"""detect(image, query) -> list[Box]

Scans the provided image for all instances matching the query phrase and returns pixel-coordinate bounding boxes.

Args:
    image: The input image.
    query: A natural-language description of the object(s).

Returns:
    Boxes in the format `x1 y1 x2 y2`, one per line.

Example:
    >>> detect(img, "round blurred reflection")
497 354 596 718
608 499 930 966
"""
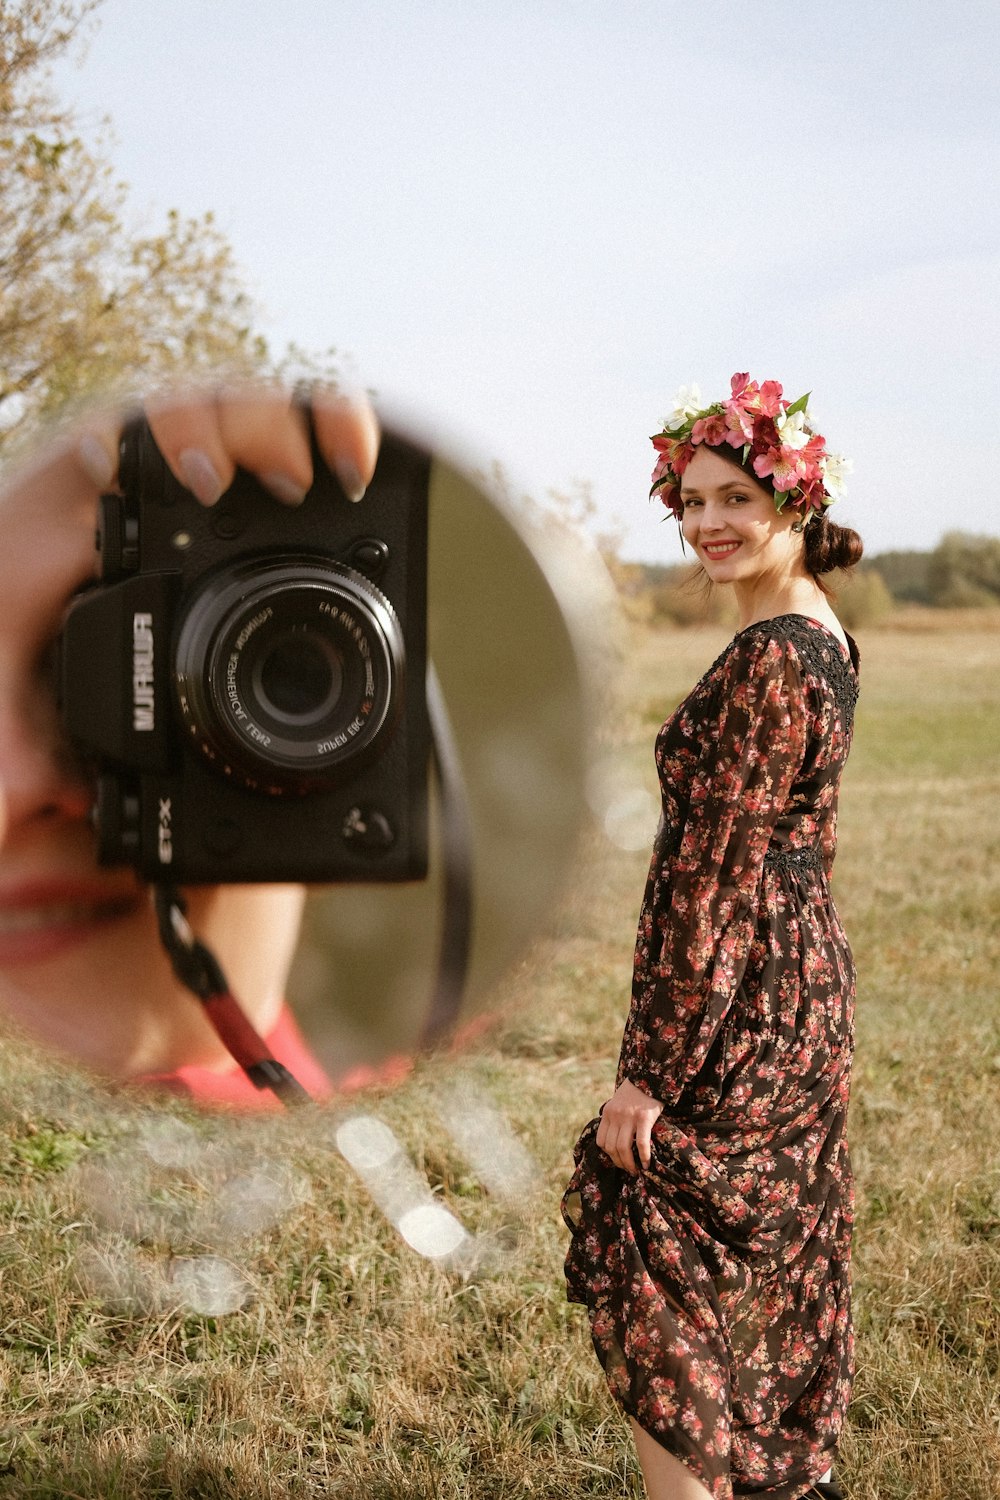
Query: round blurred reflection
289 430 608 1081
0 402 609 1105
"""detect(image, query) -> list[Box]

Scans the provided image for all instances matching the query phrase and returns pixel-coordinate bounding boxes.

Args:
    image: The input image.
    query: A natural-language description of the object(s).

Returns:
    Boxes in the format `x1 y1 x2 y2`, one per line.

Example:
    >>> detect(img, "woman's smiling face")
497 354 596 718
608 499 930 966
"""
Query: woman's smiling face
679 445 801 585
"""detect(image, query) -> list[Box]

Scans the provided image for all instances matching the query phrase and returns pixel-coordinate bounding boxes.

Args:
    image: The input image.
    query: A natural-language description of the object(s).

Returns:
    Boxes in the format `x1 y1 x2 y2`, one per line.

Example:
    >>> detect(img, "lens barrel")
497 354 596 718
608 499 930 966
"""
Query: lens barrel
174 559 405 793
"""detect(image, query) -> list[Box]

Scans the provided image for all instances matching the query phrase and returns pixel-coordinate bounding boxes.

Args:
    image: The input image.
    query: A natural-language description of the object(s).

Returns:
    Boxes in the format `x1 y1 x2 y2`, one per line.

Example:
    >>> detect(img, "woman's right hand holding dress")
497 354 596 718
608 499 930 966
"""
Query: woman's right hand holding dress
596 1077 664 1174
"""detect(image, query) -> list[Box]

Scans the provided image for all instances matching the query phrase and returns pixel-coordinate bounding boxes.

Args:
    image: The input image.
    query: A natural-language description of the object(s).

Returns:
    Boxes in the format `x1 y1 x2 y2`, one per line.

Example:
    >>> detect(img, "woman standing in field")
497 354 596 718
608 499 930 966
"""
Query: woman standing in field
563 374 862 1500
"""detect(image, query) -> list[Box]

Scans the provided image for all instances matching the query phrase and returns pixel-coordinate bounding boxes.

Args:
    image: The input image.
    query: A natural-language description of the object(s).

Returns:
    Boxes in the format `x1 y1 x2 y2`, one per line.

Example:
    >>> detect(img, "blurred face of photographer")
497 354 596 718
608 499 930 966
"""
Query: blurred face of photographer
0 390 379 1080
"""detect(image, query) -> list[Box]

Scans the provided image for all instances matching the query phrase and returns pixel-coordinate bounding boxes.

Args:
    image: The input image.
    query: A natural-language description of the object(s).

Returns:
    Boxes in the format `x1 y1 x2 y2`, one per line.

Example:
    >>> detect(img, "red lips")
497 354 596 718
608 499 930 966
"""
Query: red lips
0 878 143 965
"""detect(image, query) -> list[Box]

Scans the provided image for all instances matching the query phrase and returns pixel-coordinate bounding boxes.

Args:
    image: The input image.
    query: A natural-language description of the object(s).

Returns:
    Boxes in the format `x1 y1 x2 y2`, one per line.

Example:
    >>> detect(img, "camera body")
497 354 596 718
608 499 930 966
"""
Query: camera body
60 417 431 883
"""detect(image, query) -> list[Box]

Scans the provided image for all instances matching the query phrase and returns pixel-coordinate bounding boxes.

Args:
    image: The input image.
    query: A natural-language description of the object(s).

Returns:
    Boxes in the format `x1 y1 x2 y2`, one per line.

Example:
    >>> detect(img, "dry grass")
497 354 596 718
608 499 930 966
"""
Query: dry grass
0 615 998 1498
868 604 1000 634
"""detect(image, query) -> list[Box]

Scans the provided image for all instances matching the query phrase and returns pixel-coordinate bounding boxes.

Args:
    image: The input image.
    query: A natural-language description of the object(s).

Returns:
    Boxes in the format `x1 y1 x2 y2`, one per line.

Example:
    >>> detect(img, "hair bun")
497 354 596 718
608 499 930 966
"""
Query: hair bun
805 516 863 575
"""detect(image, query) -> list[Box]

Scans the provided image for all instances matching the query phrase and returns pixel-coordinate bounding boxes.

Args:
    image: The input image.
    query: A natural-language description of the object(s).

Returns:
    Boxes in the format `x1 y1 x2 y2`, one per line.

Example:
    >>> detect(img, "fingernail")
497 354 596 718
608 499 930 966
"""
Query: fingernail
262 471 308 507
78 435 115 491
334 457 366 504
178 448 224 506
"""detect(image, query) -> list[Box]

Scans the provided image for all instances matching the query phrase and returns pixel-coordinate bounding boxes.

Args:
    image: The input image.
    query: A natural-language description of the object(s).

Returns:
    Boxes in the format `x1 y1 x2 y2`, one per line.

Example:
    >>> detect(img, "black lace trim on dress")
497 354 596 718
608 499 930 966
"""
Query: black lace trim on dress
763 843 823 873
712 615 860 727
760 615 859 725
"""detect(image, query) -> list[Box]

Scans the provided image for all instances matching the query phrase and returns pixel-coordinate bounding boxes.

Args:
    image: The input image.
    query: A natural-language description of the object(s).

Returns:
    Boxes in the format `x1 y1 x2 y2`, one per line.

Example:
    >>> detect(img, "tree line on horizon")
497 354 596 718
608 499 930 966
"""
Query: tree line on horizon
857 534 1000 609
618 532 1000 628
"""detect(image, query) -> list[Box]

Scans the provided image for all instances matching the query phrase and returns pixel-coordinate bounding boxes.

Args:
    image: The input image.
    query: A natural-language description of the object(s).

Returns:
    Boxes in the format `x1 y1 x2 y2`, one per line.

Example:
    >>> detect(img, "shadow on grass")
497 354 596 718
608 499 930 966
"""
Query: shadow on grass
0 1446 289 1500
0 1440 637 1500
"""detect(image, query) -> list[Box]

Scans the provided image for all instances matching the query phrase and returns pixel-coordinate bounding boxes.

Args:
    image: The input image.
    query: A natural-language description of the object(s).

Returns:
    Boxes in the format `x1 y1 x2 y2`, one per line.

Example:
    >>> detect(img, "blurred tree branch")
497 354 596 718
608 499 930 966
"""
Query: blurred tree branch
0 0 282 454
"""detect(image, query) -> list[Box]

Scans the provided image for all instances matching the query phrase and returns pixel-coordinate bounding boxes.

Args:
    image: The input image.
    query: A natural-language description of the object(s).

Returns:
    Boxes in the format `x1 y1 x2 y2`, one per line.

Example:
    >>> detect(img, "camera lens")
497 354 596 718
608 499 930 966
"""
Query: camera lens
174 558 405 793
252 630 344 726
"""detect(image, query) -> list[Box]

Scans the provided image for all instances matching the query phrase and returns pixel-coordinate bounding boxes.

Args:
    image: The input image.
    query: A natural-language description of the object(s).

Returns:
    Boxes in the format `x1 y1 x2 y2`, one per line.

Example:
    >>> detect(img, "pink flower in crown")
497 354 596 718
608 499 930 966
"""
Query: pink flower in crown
755 380 785 418
722 399 756 448
800 432 827 469
669 439 694 476
726 371 785 446
651 435 674 489
753 444 807 493
798 474 827 512
651 433 694 518
691 412 729 447
795 435 830 509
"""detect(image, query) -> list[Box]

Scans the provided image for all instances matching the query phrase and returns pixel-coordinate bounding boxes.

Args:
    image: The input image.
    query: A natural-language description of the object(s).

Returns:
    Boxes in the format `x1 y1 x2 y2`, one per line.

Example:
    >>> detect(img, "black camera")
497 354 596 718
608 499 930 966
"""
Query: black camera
60 416 431 883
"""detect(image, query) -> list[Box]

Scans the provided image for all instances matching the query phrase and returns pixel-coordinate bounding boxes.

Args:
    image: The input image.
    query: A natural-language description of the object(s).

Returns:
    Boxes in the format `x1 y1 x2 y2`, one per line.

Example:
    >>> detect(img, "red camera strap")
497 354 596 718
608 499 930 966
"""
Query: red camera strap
153 886 311 1105
151 665 474 1108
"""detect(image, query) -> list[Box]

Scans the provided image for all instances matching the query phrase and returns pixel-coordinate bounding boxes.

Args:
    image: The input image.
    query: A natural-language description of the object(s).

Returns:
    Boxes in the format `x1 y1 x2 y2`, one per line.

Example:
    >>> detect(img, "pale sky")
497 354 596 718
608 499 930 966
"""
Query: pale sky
52 0 1000 562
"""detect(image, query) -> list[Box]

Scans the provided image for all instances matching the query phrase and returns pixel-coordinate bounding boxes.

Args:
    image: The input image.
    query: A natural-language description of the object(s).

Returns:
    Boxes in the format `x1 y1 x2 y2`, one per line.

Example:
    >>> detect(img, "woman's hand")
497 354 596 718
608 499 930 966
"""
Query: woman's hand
74 385 381 508
596 1078 664 1174
0 383 383 647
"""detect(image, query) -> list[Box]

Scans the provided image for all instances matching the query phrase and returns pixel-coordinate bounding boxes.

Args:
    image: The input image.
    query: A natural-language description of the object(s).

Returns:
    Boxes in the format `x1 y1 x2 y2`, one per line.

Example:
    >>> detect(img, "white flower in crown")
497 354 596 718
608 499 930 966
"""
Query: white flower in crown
774 407 810 451
664 383 705 433
819 451 852 501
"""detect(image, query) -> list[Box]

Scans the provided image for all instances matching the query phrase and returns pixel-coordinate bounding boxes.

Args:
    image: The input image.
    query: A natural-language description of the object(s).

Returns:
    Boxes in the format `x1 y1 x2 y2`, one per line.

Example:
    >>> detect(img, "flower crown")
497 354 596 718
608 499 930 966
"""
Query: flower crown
650 372 850 522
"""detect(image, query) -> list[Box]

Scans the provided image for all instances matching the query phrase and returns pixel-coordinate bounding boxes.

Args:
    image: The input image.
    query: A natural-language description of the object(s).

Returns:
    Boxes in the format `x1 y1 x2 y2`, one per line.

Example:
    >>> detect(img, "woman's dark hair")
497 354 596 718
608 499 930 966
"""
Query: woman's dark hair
802 511 864 575
711 444 863 588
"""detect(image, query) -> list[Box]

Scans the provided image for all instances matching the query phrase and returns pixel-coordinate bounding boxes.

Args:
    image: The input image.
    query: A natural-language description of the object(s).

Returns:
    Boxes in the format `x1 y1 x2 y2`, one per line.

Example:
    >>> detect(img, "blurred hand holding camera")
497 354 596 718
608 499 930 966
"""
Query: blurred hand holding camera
0 385 383 1085
74 386 381 509
0 381 596 1103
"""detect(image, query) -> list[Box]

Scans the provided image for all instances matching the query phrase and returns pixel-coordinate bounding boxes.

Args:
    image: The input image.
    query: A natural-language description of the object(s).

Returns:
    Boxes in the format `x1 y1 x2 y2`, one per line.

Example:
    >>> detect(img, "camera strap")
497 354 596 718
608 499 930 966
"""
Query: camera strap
153 885 313 1105
152 663 475 1108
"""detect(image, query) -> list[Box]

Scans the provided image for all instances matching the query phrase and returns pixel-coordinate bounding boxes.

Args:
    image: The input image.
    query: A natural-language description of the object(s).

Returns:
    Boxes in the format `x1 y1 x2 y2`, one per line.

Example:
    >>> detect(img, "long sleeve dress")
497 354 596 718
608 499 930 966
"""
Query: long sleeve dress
562 615 860 1500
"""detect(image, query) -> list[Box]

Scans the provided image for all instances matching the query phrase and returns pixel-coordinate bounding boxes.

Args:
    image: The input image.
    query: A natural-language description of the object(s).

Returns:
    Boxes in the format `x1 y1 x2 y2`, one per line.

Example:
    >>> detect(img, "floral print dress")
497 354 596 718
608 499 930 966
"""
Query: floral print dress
563 615 860 1500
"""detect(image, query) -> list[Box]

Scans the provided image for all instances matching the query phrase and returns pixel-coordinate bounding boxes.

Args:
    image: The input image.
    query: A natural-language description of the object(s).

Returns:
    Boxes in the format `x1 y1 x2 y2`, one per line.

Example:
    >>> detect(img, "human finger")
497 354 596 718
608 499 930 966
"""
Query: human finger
595 1113 619 1167
147 387 318 507
311 389 380 504
145 391 234 506
615 1126 639 1175
214 387 315 505
74 410 124 494
601 1118 638 1176
635 1115 654 1171
597 1103 629 1169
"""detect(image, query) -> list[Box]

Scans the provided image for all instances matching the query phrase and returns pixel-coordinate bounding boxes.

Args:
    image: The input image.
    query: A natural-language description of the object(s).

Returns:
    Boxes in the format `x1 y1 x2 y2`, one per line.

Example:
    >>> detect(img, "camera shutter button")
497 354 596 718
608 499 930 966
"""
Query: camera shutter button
345 539 389 580
341 805 395 852
210 508 245 541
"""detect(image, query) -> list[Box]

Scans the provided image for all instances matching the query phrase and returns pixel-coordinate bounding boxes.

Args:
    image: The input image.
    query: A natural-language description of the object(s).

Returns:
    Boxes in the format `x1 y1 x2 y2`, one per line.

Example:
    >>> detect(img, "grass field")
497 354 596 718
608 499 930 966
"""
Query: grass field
1 616 998 1499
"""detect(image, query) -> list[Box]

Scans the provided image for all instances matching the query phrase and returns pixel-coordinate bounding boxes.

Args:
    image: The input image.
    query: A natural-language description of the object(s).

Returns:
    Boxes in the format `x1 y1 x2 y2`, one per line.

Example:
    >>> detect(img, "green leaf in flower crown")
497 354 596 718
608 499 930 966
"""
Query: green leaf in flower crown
785 391 811 418
742 444 751 464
